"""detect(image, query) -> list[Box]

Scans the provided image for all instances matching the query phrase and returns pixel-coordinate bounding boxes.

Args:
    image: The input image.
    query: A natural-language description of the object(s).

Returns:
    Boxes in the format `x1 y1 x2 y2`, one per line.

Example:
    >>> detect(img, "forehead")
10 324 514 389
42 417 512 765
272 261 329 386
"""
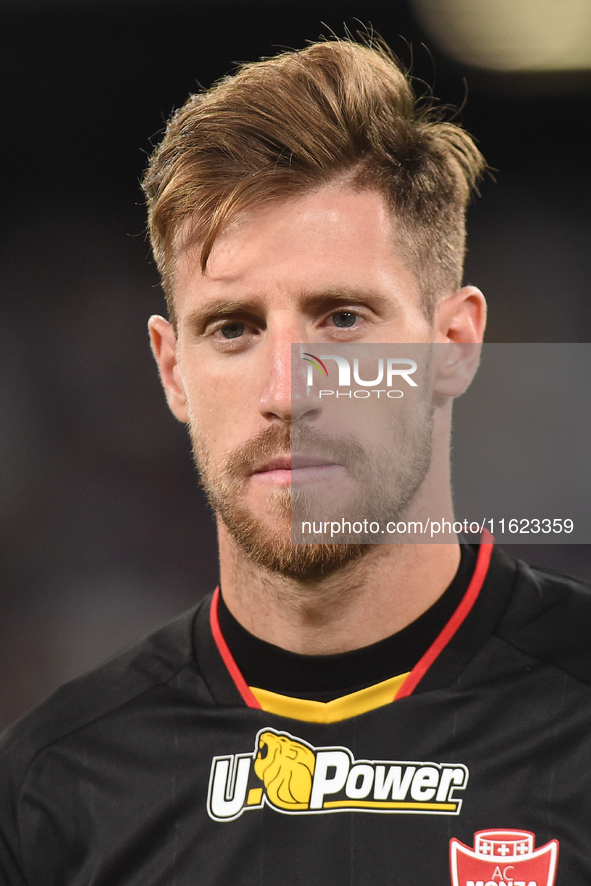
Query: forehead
172 185 419 315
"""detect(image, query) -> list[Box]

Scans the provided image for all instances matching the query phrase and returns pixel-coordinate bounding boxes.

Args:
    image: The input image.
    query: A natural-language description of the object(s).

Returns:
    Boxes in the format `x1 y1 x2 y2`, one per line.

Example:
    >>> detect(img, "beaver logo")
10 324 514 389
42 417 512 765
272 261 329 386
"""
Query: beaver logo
207 727 469 822
254 731 316 810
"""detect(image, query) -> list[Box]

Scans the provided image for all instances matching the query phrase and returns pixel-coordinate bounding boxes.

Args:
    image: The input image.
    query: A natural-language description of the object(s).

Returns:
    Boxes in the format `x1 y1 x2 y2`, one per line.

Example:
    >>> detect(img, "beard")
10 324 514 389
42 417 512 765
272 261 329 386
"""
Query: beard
190 398 434 580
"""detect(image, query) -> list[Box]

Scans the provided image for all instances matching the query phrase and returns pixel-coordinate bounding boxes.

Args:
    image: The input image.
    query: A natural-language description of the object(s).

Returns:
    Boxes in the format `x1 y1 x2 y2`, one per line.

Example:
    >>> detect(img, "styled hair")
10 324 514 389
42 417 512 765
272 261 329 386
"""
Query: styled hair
142 38 486 322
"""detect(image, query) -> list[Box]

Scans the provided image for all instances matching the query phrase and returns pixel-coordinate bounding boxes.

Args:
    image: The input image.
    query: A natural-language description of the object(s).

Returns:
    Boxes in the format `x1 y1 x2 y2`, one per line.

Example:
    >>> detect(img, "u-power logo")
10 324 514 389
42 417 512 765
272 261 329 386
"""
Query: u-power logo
302 352 418 399
208 728 468 822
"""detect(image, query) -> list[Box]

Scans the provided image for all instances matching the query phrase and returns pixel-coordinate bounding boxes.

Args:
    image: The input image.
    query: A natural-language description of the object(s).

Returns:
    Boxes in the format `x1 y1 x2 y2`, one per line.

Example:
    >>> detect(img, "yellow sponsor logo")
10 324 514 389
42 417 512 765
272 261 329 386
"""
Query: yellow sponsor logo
207 728 468 822
253 729 316 810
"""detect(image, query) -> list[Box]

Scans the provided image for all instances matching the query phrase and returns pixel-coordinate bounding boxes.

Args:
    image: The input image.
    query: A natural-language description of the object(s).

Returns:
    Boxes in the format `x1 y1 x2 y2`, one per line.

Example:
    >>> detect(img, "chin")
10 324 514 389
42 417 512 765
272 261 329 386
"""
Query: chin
219 497 370 579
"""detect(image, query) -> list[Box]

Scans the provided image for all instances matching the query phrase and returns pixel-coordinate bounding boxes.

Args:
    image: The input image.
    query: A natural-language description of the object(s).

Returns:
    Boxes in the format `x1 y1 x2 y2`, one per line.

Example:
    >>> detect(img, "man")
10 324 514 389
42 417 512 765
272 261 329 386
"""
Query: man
1 38 590 886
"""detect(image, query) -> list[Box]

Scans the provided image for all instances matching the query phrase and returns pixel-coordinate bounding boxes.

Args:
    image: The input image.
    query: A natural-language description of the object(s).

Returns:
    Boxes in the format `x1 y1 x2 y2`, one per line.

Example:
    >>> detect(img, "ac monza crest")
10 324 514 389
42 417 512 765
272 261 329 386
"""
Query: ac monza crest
450 829 559 886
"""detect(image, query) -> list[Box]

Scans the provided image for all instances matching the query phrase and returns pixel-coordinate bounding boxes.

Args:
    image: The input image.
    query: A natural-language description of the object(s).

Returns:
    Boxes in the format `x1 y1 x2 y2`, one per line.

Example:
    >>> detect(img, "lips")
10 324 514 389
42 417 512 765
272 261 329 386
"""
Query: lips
252 453 341 474
252 455 292 474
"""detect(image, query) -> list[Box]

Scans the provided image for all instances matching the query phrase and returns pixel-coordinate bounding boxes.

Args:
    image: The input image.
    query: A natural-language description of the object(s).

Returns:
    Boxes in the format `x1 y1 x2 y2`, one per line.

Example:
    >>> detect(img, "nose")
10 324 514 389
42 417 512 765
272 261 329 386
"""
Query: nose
258 329 321 425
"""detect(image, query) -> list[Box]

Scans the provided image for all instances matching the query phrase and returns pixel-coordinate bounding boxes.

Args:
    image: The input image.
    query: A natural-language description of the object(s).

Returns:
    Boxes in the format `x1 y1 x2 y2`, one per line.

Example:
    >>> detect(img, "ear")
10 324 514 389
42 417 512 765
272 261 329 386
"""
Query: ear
148 315 189 422
432 286 487 398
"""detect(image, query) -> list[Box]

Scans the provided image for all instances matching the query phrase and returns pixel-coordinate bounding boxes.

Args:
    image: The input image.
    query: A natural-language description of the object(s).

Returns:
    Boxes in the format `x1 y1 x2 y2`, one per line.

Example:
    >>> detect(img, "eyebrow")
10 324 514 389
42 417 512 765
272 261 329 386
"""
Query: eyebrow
184 298 267 333
183 286 396 333
297 286 395 314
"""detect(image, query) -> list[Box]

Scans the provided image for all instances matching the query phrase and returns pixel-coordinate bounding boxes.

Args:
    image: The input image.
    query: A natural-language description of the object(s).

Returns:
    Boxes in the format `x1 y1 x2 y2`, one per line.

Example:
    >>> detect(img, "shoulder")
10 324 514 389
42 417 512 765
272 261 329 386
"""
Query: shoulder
0 600 206 779
495 551 591 685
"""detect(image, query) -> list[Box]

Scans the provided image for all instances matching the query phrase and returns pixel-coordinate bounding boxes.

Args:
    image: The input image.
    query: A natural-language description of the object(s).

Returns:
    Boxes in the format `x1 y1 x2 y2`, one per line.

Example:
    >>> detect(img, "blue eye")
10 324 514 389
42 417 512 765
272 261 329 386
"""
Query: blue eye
332 311 357 328
220 322 245 339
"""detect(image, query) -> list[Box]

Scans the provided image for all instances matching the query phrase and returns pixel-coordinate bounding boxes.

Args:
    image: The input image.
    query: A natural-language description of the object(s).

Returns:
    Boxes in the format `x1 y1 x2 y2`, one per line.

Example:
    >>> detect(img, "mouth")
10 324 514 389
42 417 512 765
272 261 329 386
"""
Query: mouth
251 453 343 485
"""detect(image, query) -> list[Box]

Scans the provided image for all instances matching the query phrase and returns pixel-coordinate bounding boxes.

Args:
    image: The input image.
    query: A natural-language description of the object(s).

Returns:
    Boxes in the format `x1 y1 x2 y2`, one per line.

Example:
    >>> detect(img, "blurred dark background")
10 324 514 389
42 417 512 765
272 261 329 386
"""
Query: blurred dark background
1 0 590 730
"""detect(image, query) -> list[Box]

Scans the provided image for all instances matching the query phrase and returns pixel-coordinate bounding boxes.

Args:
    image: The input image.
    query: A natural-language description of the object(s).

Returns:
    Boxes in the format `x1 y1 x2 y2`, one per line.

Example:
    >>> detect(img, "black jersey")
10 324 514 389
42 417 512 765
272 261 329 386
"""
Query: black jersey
1 542 591 885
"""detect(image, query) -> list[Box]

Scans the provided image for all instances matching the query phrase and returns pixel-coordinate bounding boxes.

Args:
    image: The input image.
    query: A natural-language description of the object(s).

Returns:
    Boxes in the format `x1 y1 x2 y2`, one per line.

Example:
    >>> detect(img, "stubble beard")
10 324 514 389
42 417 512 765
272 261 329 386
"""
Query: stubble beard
189 402 435 580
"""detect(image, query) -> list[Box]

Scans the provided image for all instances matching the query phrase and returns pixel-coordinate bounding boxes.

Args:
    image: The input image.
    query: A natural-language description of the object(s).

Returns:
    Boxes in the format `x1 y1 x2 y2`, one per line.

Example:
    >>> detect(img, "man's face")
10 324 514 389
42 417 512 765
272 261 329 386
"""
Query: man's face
152 184 438 577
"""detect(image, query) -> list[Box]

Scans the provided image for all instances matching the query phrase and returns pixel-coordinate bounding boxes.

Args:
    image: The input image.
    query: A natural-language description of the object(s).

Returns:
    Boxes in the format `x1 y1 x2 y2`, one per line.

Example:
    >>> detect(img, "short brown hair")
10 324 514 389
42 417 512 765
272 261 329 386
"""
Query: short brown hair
142 38 485 322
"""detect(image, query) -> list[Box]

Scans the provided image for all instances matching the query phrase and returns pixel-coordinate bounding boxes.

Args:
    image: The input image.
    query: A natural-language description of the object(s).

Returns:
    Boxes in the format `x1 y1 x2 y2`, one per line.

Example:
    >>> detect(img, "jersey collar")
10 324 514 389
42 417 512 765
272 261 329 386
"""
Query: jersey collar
193 535 516 714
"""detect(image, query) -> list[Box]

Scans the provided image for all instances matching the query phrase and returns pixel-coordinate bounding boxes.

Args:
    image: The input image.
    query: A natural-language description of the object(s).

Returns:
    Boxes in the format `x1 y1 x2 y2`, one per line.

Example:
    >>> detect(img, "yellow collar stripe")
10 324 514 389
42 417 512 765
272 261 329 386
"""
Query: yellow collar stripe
249 673 410 724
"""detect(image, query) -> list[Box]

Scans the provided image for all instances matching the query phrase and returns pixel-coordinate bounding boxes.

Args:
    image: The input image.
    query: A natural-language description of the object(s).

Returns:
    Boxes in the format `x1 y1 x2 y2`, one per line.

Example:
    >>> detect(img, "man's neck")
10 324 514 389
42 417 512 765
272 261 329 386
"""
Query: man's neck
217 527 461 655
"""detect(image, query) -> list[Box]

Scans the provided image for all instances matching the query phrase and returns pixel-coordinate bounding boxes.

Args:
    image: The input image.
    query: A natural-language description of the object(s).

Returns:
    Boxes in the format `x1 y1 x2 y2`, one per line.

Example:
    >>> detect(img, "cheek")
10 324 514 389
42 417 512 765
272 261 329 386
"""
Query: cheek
182 364 256 455
400 310 433 342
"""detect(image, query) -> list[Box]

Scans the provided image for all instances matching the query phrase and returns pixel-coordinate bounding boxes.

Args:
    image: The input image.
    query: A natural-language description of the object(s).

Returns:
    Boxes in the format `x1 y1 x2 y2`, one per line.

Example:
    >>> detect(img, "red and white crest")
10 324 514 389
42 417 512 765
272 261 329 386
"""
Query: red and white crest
450 829 559 886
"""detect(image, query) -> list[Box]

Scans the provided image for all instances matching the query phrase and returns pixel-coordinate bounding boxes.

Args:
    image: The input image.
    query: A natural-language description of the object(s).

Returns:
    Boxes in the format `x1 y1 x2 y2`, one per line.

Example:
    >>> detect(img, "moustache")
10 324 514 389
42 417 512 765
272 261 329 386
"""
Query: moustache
223 424 369 482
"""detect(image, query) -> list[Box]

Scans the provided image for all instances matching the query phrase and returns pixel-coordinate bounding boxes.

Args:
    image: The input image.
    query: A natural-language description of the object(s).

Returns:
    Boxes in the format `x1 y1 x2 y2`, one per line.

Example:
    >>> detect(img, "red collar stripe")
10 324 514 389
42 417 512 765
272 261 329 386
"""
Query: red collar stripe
393 532 494 701
209 587 262 709
210 535 494 710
